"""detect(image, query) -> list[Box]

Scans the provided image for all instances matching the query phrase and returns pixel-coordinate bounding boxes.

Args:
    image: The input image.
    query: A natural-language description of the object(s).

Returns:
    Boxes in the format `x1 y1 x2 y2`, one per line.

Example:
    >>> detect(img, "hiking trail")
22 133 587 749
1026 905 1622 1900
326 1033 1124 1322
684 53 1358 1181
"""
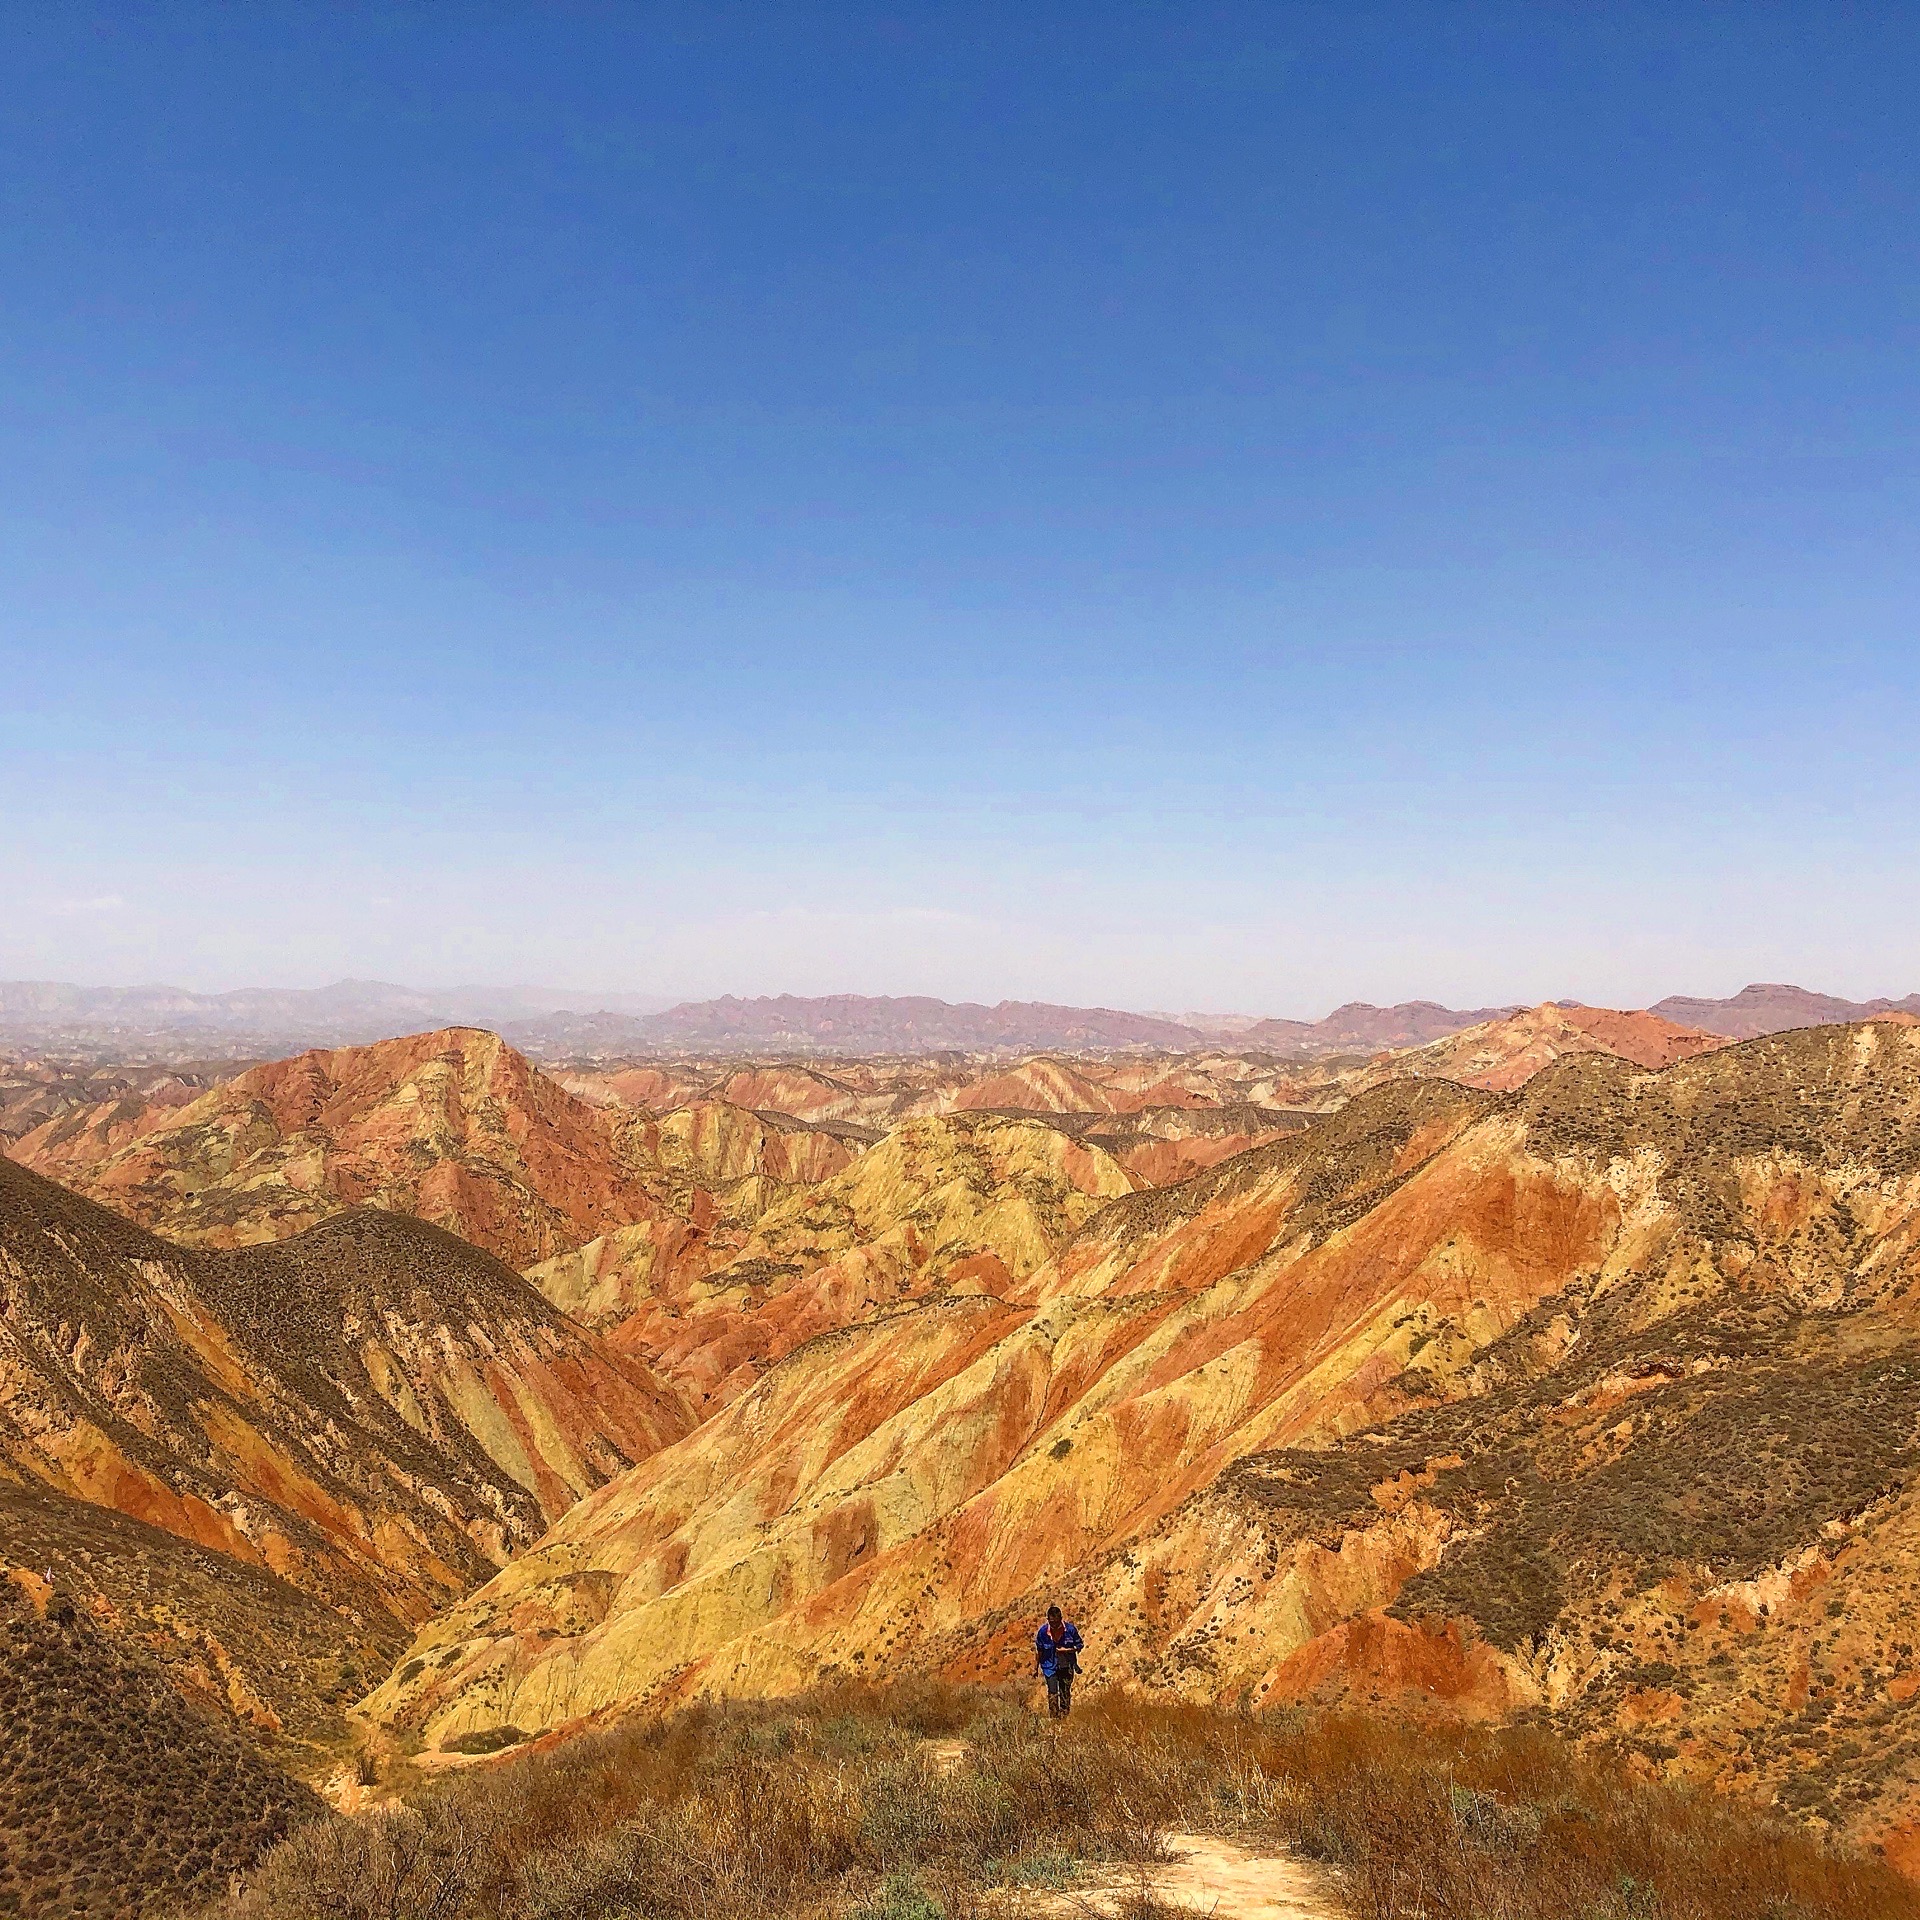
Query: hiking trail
1048 1831 1343 1920
914 1740 1344 1918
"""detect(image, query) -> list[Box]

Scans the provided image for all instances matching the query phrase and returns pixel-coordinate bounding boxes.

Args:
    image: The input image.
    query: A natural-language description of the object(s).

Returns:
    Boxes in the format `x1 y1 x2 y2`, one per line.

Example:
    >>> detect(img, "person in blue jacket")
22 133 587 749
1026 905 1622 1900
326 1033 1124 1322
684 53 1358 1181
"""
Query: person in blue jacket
1035 1605 1084 1719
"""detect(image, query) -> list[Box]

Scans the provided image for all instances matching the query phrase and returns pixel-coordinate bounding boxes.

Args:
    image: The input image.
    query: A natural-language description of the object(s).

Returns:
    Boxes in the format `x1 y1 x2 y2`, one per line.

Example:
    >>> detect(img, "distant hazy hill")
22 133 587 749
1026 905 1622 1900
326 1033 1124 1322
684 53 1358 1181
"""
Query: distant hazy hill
1239 998 1520 1054
629 993 1204 1053
0 978 676 1049
1649 981 1920 1039
10 978 1917 1059
0 982 1201 1055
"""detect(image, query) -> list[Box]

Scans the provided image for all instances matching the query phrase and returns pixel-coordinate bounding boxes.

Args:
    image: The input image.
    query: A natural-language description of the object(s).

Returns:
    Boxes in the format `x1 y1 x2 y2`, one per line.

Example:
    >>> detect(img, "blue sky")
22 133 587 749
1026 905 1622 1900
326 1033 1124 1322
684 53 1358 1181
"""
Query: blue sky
4 3 1918 1014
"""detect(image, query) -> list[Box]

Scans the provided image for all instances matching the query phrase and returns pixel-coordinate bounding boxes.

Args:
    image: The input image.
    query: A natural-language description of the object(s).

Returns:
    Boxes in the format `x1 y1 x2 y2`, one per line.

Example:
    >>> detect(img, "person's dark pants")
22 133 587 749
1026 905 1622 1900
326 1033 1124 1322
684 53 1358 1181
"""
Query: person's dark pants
1045 1669 1074 1718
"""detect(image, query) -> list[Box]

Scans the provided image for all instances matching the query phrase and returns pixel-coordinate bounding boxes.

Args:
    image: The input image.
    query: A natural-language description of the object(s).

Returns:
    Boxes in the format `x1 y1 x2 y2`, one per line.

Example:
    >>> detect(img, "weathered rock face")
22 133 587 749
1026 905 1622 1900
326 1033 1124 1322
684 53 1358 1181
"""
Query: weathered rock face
366 1026 1920 1862
526 1112 1133 1409
553 1065 705 1113
949 1057 1190 1115
644 1100 869 1213
1079 1105 1313 1185
710 1064 910 1125
0 1153 691 1632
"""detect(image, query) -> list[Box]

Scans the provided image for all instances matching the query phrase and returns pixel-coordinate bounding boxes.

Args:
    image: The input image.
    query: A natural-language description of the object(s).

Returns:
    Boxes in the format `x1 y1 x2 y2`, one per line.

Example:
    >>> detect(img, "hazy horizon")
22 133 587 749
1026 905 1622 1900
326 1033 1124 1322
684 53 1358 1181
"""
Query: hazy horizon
7 7 1918 1010
3 973 1914 1031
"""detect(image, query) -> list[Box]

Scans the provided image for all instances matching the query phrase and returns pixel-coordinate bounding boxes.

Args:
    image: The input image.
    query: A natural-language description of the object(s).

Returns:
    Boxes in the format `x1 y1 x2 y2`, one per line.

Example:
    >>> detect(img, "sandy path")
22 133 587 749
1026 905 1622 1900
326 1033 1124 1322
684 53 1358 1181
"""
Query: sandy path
911 1742 1344 1919
1037 1831 1344 1920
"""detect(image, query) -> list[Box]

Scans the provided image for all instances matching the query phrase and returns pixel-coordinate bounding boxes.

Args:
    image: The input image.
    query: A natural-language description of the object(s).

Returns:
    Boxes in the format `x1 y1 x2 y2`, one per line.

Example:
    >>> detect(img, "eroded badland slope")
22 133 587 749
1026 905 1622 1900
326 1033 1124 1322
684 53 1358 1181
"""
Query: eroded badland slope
11 1014 1703 1285
1342 1002 1732 1095
527 1111 1134 1407
0 1151 690 1761
366 1023 1920 1861
361 1078 1497 1732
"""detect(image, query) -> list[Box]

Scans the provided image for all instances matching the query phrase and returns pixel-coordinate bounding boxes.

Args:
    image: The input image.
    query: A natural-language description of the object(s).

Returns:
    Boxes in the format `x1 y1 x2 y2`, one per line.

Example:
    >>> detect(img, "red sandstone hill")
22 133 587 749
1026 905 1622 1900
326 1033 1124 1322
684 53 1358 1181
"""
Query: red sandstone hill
9 1027 666 1265
8 1026 867 1272
1353 1001 1731 1093
369 1022 1920 1868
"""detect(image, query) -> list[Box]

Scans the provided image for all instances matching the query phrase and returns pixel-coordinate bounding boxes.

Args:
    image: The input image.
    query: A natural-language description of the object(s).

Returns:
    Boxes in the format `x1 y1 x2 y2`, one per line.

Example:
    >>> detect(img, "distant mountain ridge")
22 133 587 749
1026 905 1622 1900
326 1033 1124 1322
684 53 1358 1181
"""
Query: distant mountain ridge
1648 981 1920 1039
1239 998 1522 1054
0 978 675 1049
6 979 1917 1059
631 993 1200 1053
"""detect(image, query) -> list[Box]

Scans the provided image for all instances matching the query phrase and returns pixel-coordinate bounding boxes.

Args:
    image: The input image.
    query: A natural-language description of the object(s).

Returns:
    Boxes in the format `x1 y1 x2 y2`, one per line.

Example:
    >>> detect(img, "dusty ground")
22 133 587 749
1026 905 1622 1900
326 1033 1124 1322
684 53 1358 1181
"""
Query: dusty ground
917 1739 1344 1919
1044 1831 1344 1919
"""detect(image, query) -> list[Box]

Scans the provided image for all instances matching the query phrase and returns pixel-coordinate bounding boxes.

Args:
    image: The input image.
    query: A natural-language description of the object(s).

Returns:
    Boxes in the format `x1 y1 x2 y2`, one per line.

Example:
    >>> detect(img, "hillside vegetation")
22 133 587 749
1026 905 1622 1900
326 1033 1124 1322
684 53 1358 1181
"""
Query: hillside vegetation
0 1574 319 1919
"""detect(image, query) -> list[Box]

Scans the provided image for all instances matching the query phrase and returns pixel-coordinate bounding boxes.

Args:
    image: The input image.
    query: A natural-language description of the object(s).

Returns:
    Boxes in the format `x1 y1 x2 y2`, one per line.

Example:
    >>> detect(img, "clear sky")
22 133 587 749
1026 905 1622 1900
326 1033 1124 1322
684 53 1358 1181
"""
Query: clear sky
4 4 1918 1016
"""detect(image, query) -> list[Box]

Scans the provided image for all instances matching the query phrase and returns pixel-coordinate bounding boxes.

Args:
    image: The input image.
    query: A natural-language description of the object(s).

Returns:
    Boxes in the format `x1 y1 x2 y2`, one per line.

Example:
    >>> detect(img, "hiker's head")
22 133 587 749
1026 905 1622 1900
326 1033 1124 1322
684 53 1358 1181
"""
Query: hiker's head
1047 1606 1062 1626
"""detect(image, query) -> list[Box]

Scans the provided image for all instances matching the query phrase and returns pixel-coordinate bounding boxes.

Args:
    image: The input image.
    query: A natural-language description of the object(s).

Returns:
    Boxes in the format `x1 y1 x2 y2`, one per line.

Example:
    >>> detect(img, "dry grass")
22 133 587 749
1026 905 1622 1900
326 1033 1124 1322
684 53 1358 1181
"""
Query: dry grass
207 1684 1917 1920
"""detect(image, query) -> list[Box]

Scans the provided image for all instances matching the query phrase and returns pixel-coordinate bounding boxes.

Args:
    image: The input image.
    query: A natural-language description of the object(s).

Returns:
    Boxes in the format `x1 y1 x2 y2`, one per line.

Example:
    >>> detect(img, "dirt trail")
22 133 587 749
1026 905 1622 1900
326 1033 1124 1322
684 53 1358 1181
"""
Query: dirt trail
912 1741 1344 1919
1058 1832 1344 1920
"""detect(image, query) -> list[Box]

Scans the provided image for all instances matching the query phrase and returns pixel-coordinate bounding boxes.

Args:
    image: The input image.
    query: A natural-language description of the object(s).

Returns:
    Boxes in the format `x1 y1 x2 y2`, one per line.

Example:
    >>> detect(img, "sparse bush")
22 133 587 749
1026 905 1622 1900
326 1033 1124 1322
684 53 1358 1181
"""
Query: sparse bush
849 1871 945 1920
